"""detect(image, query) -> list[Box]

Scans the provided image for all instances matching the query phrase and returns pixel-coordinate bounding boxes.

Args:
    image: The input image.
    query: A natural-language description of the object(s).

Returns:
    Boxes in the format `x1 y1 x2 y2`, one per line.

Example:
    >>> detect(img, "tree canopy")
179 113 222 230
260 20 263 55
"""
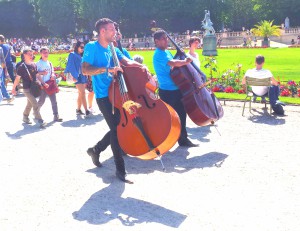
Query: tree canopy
0 0 299 37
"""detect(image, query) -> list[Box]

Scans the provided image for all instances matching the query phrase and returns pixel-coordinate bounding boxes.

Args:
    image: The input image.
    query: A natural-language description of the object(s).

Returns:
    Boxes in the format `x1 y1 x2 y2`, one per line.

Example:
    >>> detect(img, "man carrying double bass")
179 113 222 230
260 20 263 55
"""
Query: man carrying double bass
82 18 146 183
153 30 199 147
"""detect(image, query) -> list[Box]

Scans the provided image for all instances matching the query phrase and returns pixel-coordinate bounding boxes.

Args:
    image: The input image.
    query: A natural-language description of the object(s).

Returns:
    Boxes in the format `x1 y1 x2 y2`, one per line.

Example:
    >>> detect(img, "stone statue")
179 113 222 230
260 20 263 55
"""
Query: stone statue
284 17 290 29
202 10 215 36
202 10 217 56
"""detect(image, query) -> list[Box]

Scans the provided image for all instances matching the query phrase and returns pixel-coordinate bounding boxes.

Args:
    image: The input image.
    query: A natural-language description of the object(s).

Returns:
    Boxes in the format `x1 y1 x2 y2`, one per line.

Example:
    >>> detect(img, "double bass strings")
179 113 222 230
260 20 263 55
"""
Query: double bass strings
109 42 130 104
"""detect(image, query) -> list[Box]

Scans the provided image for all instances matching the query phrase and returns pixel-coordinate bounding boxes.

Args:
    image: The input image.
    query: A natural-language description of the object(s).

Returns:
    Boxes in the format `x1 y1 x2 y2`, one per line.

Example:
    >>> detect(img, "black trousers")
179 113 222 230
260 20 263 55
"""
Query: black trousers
94 97 125 174
159 89 188 143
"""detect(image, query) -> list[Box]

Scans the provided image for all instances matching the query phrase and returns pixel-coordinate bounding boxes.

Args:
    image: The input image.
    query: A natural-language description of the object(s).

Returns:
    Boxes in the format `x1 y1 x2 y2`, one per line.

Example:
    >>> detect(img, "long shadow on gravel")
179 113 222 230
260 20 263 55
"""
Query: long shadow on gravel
248 108 286 125
72 167 187 227
60 115 104 127
5 123 48 139
124 151 228 175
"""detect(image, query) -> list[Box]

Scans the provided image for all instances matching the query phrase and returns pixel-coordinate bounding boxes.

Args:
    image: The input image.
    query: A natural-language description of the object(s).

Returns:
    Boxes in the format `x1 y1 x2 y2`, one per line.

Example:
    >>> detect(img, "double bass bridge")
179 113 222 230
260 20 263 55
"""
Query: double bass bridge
123 100 142 115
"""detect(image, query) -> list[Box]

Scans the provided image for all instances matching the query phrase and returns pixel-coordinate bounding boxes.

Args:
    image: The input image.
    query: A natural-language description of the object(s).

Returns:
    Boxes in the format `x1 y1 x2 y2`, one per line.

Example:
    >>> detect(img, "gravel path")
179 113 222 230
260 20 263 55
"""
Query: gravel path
1 88 300 231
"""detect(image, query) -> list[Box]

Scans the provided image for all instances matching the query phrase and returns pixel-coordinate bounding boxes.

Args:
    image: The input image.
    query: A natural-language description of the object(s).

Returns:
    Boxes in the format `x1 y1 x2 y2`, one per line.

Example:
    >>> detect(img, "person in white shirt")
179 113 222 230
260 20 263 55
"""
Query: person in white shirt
36 47 63 122
242 55 285 115
186 36 206 82
187 36 201 68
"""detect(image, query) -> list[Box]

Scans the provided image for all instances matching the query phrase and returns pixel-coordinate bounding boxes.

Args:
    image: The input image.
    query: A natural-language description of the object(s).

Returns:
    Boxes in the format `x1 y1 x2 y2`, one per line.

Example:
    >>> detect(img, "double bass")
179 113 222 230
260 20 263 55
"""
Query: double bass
150 18 224 126
168 34 224 126
108 42 181 161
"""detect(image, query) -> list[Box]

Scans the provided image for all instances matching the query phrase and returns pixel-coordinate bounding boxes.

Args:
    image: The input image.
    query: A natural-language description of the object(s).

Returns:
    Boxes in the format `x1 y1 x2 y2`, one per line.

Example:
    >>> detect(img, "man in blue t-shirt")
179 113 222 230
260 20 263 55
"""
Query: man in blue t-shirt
82 18 145 183
153 30 199 147
0 35 17 92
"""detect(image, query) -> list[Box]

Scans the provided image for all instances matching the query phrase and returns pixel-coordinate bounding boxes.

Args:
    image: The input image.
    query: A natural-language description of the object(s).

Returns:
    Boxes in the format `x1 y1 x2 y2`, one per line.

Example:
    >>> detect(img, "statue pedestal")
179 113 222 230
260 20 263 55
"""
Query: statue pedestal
202 35 218 56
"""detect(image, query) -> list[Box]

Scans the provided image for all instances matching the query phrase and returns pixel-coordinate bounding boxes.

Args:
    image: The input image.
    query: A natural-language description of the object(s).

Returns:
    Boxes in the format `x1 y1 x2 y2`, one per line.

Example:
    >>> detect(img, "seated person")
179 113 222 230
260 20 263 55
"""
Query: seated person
132 54 144 64
242 55 285 115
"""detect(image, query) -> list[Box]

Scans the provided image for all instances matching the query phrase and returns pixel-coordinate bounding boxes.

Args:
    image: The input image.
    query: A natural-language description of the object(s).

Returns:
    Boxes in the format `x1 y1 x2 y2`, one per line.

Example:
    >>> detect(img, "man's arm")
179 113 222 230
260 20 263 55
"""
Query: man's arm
82 62 122 76
167 57 192 68
242 75 246 85
271 76 278 86
11 75 21 95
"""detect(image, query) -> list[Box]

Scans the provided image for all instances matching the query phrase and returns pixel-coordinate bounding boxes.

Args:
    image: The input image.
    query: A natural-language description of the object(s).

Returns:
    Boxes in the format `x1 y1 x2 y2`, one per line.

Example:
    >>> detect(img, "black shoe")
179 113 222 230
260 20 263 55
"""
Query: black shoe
87 148 102 167
85 110 92 118
53 115 63 122
76 109 84 115
116 171 133 184
178 139 199 147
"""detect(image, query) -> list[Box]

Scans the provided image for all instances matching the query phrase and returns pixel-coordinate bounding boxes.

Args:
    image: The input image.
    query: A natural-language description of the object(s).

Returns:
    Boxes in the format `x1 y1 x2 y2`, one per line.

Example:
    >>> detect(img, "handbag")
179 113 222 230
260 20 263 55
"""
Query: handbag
44 79 59 95
24 63 41 98
43 62 59 95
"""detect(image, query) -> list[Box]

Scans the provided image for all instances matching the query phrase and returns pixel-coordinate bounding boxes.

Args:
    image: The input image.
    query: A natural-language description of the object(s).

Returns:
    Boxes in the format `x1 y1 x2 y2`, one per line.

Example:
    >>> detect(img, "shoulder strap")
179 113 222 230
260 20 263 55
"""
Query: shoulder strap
49 61 53 77
23 63 33 81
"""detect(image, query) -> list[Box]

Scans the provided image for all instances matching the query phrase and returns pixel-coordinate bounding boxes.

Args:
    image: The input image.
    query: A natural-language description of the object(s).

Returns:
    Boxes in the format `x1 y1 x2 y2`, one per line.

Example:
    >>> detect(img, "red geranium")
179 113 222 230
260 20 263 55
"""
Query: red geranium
280 89 291 96
237 89 245 94
224 86 234 93
212 86 221 92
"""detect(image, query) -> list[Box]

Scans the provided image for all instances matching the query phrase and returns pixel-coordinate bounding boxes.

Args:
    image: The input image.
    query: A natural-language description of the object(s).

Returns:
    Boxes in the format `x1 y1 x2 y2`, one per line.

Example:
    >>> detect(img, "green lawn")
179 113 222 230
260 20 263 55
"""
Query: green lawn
130 48 300 83
31 48 300 82
28 48 300 104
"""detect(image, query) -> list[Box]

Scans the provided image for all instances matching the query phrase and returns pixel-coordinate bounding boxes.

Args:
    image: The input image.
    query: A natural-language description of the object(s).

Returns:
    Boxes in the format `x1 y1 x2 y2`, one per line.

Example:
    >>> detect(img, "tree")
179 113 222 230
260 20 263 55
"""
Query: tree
37 0 76 36
251 20 281 47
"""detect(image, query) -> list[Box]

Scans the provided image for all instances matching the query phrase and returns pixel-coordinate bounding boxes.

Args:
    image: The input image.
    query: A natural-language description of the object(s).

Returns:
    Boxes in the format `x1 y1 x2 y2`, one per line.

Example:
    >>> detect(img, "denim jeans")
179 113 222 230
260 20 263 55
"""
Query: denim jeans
253 85 280 106
268 85 280 106
94 97 125 175
6 63 17 90
0 71 11 99
0 69 3 102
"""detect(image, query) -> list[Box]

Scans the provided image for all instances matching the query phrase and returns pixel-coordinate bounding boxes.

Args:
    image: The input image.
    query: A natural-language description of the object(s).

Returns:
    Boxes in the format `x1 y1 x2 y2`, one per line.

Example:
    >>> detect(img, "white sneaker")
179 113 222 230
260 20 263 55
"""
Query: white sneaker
89 107 95 114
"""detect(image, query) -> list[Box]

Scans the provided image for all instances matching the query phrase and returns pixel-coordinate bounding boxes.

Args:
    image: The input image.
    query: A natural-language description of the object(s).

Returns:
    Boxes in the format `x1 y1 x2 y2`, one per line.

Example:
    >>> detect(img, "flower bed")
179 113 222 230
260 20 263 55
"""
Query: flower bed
203 57 300 98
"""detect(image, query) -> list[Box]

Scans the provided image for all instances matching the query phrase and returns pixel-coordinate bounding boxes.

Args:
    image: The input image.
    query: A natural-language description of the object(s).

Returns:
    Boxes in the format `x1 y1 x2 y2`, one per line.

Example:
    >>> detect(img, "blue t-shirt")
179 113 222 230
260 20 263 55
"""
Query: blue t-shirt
122 48 132 60
82 41 124 98
0 44 12 65
153 48 178 90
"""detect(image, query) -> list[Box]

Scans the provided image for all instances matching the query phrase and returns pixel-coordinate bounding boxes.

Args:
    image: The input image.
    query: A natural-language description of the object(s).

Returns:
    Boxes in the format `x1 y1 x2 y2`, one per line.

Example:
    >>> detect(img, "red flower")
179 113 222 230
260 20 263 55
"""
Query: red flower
224 86 235 93
280 89 291 96
237 89 245 94
212 86 220 92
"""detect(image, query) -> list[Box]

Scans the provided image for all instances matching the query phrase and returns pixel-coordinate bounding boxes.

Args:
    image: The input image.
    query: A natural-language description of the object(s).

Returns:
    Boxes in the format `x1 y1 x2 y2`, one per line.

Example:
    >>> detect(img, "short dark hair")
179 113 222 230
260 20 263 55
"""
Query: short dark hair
95 18 114 33
0 35 5 42
255 55 265 65
189 36 201 47
74 41 84 56
153 30 166 40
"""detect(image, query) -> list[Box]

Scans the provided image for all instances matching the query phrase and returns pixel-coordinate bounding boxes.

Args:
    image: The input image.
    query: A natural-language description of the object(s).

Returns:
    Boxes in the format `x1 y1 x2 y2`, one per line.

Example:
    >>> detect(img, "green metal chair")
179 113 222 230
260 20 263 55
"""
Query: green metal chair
242 77 272 116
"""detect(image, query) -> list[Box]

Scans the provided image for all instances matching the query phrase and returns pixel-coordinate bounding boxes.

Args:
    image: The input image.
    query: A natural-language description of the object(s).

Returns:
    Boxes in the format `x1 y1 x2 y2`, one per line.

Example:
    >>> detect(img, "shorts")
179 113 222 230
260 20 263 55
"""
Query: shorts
86 76 93 92
75 74 87 85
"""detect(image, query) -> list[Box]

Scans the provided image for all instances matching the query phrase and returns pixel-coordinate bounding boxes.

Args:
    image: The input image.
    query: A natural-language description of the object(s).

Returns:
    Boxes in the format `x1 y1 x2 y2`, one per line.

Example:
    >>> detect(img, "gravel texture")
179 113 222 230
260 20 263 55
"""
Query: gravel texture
1 88 300 231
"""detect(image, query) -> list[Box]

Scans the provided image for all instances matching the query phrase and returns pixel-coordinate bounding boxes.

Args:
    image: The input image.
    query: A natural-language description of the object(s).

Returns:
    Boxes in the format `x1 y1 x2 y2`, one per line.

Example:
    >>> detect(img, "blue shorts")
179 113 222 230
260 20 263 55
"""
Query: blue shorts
75 74 87 85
